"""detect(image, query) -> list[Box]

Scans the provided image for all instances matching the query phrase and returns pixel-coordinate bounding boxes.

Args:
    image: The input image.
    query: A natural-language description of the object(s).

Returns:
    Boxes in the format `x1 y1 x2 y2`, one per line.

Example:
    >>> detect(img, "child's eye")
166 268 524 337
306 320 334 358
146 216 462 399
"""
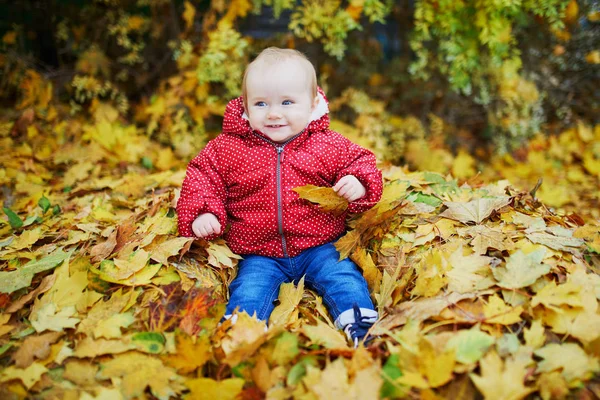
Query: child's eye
254 101 267 107
282 100 293 105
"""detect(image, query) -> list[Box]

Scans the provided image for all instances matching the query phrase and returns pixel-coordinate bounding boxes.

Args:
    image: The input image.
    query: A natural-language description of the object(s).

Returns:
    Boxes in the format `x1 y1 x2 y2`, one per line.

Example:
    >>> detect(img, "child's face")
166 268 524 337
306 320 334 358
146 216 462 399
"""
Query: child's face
245 60 318 143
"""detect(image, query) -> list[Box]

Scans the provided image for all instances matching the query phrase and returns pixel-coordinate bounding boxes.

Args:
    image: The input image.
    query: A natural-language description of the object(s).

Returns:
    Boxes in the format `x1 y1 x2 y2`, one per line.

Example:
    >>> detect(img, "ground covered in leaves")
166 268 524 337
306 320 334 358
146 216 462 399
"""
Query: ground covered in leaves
0 106 599 400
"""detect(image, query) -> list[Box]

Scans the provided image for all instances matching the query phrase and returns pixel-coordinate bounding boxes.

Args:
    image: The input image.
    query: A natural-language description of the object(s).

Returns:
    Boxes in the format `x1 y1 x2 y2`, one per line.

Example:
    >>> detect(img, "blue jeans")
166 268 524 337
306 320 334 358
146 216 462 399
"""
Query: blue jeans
225 242 375 322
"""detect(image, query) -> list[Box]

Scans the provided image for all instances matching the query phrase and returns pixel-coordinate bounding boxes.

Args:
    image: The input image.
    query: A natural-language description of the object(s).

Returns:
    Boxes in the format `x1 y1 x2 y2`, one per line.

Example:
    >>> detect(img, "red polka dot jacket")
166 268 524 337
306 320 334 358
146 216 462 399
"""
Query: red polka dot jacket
176 88 383 257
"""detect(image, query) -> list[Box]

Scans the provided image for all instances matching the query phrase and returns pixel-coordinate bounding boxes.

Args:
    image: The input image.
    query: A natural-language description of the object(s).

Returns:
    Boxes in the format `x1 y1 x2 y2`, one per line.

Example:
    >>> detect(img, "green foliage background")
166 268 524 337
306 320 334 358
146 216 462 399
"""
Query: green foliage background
1 0 599 158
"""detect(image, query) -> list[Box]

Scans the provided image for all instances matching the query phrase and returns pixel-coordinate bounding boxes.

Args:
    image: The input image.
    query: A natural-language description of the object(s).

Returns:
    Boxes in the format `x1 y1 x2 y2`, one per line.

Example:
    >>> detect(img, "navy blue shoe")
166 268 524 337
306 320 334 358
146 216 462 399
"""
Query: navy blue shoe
342 303 377 347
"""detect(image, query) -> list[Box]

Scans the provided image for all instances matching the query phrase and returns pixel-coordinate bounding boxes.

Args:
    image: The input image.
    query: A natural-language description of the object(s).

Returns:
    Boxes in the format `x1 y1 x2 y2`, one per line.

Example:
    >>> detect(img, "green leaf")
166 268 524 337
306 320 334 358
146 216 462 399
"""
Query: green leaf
3 207 23 229
38 196 51 213
0 248 72 294
446 328 495 364
0 343 13 356
22 215 38 227
52 205 61 216
271 332 299 365
380 354 407 399
286 356 317 386
141 156 153 170
132 331 165 354
407 192 442 207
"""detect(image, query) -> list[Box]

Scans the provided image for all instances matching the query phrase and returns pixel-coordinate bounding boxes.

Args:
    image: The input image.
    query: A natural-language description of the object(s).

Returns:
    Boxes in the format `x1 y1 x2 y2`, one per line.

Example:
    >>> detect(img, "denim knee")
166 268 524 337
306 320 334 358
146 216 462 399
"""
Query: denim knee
226 255 289 321
302 243 374 320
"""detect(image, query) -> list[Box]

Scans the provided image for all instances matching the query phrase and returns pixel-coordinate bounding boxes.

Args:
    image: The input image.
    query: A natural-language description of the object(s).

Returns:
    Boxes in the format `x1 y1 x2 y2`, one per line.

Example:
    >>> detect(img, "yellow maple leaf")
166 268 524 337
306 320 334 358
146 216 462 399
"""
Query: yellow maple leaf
353 364 384 399
34 256 88 312
207 241 241 269
412 249 447 297
483 294 523 325
446 246 495 293
536 306 600 343
77 289 131 336
9 227 42 250
73 337 136 358
93 312 135 339
97 351 184 400
303 318 349 349
492 249 550 289
186 377 245 400
531 281 583 310
92 260 162 286
221 312 268 366
113 249 151 279
163 332 212 374
31 304 80 333
523 320 546 349
470 351 534 400
148 237 193 265
398 338 455 389
0 362 48 390
293 184 348 216
440 196 511 224
537 371 569 400
350 247 381 292
269 277 305 327
63 359 98 387
534 343 600 385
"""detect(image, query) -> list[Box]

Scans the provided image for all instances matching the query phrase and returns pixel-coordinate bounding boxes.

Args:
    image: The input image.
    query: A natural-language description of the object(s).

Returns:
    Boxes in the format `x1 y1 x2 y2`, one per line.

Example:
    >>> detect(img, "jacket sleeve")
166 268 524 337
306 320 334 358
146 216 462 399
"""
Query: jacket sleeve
334 135 383 214
176 139 228 237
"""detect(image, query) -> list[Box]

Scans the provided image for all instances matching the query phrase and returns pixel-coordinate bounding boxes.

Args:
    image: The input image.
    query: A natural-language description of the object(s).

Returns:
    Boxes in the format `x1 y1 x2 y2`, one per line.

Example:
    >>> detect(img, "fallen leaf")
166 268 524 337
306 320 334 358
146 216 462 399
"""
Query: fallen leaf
531 281 583 310
446 327 495 364
483 294 523 325
0 362 48 390
446 247 494 293
269 277 304 327
469 351 534 400
30 304 80 333
440 197 511 224
12 331 63 368
6 273 56 313
492 249 550 289
302 318 348 349
221 312 268 366
97 351 184 400
535 343 600 385
162 332 212 374
93 311 135 339
185 377 244 400
293 184 348 216
0 248 71 294
148 236 193 265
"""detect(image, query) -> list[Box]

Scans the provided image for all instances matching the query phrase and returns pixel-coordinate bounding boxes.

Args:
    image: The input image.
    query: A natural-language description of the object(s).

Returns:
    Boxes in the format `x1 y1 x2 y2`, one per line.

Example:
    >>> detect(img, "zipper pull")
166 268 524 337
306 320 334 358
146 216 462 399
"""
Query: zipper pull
276 146 284 163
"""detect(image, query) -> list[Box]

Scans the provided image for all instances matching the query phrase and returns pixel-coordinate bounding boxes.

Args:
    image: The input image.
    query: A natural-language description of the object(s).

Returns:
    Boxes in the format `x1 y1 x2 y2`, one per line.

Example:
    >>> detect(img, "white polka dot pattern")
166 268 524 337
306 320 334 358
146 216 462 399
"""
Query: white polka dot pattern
176 87 383 257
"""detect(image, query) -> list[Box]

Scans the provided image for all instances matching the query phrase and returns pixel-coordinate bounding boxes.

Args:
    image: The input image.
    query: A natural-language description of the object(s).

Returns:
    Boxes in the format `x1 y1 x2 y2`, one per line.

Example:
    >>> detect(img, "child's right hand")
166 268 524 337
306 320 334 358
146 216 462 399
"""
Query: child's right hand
192 213 222 238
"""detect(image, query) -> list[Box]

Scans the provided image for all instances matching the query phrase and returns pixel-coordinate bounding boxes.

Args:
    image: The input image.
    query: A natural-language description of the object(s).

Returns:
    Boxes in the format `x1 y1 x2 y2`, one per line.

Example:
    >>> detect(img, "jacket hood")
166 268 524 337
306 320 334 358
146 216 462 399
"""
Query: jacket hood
222 86 330 137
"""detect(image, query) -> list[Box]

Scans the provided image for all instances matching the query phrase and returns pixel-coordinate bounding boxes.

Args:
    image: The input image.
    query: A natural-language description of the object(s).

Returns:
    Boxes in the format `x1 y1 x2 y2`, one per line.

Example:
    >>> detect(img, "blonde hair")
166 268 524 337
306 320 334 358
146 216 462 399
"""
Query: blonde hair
242 47 317 110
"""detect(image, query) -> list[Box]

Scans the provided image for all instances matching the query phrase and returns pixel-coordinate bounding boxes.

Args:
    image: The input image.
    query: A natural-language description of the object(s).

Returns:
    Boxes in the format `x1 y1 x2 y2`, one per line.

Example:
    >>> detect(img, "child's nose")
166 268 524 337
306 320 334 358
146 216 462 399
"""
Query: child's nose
267 107 282 119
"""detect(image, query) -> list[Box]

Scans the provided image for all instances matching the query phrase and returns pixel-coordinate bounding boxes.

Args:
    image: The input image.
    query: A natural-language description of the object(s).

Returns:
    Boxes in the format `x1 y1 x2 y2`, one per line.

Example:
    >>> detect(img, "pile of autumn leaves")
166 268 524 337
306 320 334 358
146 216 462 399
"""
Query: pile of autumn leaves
0 110 599 400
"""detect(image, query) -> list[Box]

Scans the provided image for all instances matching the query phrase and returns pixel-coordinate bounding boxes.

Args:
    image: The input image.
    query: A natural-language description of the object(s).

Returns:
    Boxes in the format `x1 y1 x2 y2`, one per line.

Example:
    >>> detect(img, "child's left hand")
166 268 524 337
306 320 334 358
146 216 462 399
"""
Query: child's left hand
333 175 366 202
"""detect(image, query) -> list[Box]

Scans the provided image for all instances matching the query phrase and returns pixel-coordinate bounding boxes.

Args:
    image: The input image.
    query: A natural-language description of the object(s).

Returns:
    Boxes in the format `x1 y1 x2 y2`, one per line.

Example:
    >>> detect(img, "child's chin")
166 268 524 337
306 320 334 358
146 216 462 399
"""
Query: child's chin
265 131 295 142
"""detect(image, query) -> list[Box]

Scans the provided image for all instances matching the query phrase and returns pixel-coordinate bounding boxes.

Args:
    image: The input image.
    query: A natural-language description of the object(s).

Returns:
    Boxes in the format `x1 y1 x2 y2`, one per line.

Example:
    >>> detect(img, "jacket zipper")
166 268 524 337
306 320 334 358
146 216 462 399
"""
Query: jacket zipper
275 145 288 257
252 130 305 257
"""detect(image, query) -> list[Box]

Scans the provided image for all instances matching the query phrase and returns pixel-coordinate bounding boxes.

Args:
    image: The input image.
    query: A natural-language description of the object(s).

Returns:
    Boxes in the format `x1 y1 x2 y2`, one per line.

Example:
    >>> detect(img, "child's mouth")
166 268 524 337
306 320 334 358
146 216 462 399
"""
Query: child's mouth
267 124 286 128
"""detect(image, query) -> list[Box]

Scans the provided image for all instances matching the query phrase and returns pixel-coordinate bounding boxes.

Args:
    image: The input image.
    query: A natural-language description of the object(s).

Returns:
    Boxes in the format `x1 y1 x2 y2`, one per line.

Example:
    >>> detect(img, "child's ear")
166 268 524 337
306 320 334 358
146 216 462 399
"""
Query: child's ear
311 95 319 111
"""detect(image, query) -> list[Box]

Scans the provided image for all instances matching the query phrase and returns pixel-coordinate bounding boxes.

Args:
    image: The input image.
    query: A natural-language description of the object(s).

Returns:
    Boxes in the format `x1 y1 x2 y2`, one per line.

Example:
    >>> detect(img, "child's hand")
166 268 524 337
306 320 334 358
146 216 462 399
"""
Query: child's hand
333 175 366 202
192 213 222 238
